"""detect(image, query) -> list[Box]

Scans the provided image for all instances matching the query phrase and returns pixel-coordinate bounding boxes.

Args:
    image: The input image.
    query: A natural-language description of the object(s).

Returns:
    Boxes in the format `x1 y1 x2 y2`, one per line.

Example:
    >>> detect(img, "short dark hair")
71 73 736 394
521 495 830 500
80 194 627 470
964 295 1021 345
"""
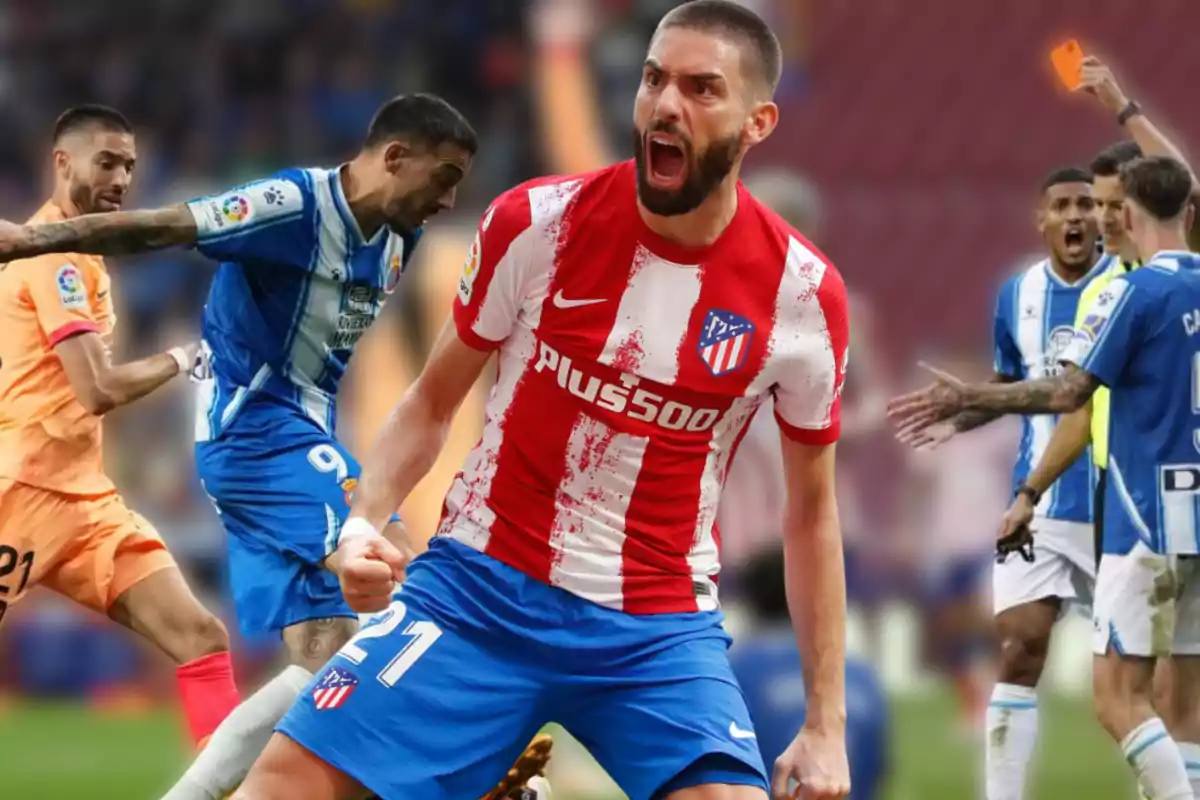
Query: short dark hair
740 546 789 623
658 0 783 95
53 104 133 143
1090 140 1143 177
1042 166 1093 193
363 93 477 155
1120 156 1193 221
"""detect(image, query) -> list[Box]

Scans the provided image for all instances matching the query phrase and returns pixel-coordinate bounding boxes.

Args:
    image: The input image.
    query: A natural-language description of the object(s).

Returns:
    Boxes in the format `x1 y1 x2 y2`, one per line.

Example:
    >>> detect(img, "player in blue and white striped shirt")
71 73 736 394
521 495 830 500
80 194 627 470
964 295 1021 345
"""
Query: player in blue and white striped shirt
0 94 530 799
891 155 1200 800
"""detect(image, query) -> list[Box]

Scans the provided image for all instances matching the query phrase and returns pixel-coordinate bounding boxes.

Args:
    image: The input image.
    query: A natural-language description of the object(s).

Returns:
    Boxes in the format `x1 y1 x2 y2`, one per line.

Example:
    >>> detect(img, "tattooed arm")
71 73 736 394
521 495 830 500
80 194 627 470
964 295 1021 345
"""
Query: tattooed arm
948 372 1016 433
0 206 197 261
961 364 1100 416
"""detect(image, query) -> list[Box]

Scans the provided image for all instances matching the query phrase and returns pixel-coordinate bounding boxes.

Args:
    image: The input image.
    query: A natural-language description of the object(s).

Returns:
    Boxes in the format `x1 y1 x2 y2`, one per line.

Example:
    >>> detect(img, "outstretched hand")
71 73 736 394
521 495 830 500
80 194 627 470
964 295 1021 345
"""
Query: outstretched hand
887 363 969 442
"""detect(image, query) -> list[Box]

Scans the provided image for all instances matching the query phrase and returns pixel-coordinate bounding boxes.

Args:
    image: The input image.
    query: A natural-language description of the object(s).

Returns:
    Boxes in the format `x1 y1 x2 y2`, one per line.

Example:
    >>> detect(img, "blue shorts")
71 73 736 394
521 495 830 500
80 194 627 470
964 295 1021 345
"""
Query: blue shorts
196 401 358 635
277 538 769 800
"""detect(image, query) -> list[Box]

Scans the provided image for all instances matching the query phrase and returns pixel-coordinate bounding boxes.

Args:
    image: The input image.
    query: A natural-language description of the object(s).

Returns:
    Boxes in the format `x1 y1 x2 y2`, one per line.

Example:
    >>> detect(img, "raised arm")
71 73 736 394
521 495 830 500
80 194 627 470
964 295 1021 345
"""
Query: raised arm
1078 56 1200 246
0 206 196 261
1080 57 1198 187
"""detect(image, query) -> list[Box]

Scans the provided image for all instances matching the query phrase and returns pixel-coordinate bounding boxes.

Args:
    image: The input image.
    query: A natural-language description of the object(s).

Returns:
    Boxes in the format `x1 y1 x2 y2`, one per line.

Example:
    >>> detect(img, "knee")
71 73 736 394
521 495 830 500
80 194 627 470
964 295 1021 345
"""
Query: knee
996 631 1050 686
283 617 358 672
177 609 231 661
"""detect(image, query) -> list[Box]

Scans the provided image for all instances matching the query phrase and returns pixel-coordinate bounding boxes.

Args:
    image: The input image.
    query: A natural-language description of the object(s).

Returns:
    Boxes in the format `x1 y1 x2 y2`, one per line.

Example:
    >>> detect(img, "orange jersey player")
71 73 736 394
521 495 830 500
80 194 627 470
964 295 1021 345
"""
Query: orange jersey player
0 105 239 747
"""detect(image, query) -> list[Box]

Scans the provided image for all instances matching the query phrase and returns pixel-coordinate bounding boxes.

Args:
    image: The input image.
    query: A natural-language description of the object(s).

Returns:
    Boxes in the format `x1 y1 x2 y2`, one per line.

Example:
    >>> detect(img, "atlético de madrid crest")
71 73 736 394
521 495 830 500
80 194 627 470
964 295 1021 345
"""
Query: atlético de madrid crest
697 309 755 376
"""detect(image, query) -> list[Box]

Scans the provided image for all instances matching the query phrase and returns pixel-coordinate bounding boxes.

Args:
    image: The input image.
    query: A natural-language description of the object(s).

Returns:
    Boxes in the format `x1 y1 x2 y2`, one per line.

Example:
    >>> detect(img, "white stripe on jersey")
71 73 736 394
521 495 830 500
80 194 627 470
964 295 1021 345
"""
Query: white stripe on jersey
689 394 760 610
549 249 706 605
193 360 270 443
1159 465 1200 554
747 236 831 402
284 169 349 404
441 182 577 550
596 245 703 383
1110 455 1159 549
1014 263 1057 516
549 423 648 608
440 325 541 550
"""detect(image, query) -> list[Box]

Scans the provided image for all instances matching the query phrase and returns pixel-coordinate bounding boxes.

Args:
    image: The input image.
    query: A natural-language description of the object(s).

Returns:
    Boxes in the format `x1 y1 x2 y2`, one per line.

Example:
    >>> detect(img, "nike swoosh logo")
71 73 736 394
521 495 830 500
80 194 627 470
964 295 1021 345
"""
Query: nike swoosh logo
729 721 757 740
553 289 606 309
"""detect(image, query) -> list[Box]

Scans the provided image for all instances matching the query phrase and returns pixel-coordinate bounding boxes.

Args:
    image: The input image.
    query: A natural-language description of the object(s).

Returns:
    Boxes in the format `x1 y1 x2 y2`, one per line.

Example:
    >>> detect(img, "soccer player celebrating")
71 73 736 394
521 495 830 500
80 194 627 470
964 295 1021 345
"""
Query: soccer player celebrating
901 166 1109 799
236 2 853 799
0 106 239 747
0 96 550 799
890 155 1200 800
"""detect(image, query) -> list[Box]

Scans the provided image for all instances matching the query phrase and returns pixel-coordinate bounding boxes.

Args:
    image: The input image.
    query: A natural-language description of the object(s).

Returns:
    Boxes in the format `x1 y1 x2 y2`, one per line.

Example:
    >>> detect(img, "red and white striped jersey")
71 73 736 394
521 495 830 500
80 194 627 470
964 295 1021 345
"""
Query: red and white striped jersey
439 161 849 614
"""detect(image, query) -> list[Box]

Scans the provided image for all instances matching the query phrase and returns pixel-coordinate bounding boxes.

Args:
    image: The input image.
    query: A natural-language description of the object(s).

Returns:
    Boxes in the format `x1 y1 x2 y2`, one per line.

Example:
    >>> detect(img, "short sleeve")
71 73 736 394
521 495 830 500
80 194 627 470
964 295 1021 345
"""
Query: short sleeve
452 187 536 351
993 280 1023 379
25 257 100 346
773 264 850 445
185 171 313 267
1062 277 1143 386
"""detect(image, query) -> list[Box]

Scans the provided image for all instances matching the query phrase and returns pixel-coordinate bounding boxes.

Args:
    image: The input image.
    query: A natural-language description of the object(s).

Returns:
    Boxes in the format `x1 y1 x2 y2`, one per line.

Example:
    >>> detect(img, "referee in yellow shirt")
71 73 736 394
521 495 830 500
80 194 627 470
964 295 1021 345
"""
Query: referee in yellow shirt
1077 141 1142 560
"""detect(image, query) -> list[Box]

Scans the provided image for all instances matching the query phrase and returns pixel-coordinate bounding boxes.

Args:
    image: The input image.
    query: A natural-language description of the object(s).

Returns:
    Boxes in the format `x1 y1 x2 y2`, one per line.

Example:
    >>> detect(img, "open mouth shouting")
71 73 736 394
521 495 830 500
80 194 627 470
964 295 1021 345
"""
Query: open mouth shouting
1063 225 1087 258
645 132 688 192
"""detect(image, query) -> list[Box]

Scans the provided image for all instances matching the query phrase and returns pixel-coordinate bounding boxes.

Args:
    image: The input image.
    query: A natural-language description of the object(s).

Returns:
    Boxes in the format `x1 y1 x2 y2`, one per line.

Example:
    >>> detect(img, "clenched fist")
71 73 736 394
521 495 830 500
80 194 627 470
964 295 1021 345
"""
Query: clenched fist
773 726 851 800
334 534 408 613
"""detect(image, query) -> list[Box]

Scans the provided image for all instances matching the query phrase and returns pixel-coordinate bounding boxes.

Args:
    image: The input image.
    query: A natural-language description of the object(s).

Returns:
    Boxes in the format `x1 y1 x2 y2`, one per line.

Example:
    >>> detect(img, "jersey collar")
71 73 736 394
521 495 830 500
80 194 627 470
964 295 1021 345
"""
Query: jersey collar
1148 249 1198 269
1043 254 1110 287
330 166 387 249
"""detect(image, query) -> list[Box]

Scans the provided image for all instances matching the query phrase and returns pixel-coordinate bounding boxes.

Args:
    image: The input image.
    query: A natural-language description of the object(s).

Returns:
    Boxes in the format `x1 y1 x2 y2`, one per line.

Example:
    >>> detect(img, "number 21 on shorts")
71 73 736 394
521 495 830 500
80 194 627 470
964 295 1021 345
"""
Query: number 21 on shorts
337 599 442 687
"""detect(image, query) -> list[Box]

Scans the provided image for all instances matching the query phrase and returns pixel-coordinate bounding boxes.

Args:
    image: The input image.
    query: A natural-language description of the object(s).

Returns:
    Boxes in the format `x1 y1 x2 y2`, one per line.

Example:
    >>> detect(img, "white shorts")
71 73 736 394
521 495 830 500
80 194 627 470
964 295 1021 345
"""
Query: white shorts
1092 541 1200 657
993 517 1095 616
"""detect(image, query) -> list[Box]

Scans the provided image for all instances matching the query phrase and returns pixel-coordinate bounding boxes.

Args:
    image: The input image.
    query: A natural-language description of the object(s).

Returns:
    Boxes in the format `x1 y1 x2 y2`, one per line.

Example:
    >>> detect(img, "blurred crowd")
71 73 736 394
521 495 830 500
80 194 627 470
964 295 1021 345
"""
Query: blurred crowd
4 0 1197 754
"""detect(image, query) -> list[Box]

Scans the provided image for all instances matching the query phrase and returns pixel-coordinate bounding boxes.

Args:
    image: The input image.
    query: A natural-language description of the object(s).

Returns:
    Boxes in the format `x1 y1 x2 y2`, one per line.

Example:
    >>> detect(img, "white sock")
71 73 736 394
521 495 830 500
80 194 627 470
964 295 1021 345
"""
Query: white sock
160 665 314 800
1175 741 1200 795
985 683 1038 800
1121 718 1193 800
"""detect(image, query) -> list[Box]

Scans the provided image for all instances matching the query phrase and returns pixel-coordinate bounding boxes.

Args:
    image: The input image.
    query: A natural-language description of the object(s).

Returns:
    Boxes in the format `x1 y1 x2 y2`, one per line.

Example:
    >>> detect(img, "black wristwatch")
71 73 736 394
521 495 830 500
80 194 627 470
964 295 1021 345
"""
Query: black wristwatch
1117 99 1142 126
1016 482 1042 505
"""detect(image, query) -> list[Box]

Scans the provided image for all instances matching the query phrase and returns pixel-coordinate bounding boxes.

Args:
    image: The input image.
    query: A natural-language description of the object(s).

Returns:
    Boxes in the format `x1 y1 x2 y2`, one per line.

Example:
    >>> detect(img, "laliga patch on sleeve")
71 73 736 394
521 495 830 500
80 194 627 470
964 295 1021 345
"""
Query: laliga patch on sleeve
190 178 304 236
457 230 482 304
1073 279 1129 345
55 263 88 309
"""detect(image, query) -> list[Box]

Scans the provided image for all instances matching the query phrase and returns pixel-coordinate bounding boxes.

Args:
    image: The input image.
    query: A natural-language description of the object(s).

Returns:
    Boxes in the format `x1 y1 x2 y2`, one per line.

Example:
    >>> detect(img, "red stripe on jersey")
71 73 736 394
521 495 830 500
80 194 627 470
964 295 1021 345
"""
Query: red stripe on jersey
479 363 578 582
47 320 100 346
774 413 840 445
619 216 787 613
482 180 637 582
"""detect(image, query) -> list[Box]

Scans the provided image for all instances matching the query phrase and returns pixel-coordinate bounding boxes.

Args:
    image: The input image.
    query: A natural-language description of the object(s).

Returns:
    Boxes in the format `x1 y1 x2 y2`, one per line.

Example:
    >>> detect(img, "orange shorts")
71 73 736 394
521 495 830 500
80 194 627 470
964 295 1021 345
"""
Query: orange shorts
0 478 177 624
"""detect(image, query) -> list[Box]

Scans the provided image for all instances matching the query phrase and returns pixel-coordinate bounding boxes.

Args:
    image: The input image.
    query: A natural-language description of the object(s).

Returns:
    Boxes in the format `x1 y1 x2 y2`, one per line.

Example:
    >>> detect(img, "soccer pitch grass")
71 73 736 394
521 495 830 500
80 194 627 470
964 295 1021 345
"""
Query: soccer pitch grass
0 691 1135 800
